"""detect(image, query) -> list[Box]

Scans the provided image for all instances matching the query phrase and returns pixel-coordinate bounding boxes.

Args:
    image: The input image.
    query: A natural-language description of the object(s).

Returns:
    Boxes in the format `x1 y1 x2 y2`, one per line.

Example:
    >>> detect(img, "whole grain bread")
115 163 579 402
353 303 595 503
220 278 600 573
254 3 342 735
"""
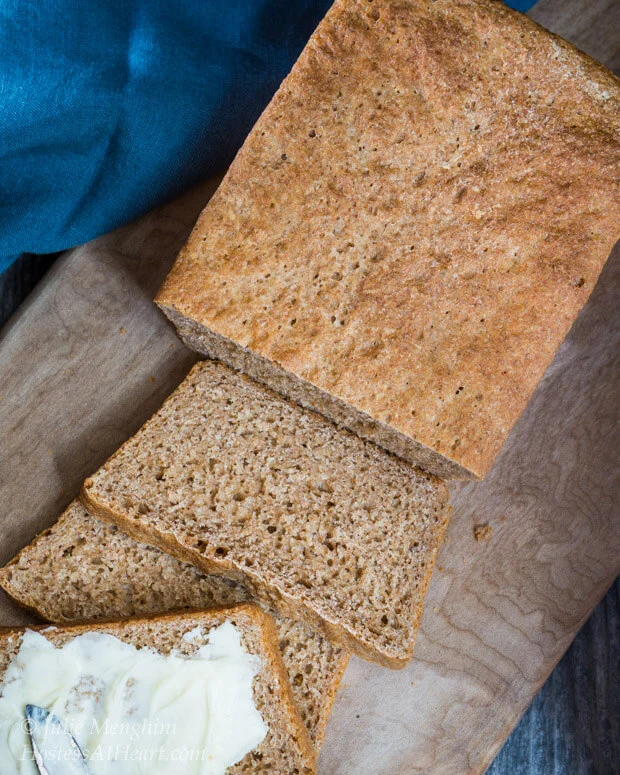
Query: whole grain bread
0 604 315 774
156 0 620 480
0 500 348 749
82 360 450 668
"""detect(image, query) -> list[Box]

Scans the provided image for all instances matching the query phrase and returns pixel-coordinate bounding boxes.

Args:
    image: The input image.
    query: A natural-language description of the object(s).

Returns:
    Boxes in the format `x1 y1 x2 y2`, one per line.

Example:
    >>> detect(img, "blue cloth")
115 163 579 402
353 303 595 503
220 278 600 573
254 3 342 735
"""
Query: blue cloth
506 0 538 11
0 0 536 273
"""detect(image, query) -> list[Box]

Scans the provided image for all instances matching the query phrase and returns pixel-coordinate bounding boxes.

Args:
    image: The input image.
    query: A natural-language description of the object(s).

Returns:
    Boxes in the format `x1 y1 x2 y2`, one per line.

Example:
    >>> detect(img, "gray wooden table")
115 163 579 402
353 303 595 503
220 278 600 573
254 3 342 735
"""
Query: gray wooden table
0 0 618 772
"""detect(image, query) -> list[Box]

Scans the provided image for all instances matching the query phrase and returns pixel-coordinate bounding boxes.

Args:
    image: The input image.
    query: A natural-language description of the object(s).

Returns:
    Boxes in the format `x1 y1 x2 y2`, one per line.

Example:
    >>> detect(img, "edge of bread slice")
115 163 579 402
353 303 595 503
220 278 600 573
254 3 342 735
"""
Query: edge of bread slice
157 306 474 482
81 359 450 668
0 500 349 749
0 604 316 774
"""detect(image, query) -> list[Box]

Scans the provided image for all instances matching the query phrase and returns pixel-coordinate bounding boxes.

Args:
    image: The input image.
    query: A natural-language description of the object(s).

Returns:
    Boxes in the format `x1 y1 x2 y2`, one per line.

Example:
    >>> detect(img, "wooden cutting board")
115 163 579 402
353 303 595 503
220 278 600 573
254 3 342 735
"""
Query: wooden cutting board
0 3 618 773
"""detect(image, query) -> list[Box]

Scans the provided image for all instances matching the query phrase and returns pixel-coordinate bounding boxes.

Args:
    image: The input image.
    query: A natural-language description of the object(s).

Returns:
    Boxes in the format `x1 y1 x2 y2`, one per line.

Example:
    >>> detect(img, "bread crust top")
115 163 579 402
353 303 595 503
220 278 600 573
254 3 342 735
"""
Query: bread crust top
157 0 620 477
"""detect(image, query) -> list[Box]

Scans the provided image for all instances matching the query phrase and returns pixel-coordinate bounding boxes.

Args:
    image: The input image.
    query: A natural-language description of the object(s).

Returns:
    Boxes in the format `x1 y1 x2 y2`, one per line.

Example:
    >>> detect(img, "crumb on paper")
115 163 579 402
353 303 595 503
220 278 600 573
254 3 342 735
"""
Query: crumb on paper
474 523 493 542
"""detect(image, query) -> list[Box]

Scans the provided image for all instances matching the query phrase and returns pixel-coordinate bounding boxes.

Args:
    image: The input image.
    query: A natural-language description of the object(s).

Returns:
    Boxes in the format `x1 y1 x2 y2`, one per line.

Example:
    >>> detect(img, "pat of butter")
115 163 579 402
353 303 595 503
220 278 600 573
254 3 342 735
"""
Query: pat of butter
0 621 268 774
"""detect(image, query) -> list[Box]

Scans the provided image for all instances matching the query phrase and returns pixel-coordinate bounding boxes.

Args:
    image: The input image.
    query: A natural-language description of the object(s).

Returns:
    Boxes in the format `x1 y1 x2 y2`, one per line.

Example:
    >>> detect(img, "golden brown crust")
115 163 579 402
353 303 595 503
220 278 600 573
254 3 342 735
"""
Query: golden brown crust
311 649 349 746
242 606 317 771
157 0 620 479
0 604 316 774
0 581 46 623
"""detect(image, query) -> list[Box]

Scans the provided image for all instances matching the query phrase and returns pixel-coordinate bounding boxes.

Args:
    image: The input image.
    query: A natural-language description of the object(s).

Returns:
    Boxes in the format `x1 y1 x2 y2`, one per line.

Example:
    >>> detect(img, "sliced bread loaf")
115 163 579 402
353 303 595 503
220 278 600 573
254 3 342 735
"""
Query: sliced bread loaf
0 500 348 749
82 360 450 668
0 604 315 774
156 0 620 480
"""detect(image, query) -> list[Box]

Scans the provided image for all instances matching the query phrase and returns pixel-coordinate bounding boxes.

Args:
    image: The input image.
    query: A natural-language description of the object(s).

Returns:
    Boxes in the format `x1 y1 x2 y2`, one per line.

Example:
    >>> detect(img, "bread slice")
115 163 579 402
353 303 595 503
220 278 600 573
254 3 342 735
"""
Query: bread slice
0 500 348 749
81 359 450 668
0 604 315 774
156 0 620 480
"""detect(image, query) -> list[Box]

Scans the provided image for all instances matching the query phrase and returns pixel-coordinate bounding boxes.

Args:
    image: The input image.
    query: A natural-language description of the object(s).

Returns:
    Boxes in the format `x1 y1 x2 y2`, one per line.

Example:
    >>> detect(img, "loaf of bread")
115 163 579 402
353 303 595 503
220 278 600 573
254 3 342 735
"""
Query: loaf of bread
156 0 620 479
0 500 348 749
81 360 450 668
0 605 316 774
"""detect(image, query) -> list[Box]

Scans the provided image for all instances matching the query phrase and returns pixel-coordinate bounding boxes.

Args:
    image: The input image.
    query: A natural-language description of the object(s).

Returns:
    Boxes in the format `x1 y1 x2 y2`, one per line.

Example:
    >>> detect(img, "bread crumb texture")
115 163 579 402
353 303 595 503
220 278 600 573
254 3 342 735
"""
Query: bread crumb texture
157 0 620 479
473 523 493 542
83 360 450 667
0 501 348 749
0 606 316 774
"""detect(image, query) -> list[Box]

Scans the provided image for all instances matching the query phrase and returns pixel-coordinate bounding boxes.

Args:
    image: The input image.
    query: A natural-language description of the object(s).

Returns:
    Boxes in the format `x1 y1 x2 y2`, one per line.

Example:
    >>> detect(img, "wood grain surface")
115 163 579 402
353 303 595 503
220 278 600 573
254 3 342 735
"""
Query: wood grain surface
0 1 618 773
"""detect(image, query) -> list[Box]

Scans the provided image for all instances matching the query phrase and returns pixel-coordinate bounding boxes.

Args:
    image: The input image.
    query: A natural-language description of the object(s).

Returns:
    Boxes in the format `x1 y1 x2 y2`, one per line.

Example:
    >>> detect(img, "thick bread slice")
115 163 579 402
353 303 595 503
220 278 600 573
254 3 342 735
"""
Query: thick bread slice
82 360 450 668
0 500 348 749
156 0 620 480
0 604 316 774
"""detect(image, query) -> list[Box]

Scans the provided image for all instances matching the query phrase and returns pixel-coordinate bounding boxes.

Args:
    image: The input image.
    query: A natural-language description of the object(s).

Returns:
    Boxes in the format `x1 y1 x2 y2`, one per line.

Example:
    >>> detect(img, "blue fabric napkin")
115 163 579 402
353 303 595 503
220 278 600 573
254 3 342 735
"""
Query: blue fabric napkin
0 0 536 273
